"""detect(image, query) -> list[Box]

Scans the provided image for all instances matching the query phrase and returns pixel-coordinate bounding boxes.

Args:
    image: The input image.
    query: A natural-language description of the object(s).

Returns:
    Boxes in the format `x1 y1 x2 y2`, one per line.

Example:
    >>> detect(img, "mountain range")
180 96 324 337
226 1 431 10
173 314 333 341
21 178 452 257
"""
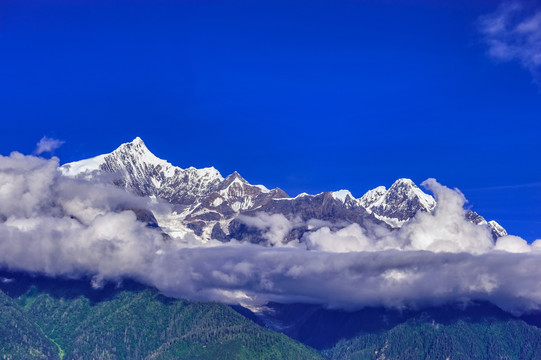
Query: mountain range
60 137 508 244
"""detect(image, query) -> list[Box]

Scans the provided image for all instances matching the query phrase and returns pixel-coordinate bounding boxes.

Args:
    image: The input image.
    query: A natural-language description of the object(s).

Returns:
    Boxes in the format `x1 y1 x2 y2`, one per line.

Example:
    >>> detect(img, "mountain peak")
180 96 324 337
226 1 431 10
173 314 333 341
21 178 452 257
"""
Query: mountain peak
358 179 436 226
358 186 386 209
219 171 271 194
60 138 224 204
108 137 181 176
331 189 354 203
224 171 246 183
116 137 151 154
390 178 417 188
117 136 147 150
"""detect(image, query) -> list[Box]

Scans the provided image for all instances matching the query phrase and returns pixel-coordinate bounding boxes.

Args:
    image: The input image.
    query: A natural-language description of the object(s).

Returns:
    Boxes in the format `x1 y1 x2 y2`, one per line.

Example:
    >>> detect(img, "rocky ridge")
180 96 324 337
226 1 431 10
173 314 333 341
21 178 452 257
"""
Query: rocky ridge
61 137 507 243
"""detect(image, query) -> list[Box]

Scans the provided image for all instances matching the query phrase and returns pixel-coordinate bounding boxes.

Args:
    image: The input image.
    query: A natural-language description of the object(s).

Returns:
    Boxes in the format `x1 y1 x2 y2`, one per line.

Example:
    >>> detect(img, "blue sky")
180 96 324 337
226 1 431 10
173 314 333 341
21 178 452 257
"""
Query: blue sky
0 0 539 240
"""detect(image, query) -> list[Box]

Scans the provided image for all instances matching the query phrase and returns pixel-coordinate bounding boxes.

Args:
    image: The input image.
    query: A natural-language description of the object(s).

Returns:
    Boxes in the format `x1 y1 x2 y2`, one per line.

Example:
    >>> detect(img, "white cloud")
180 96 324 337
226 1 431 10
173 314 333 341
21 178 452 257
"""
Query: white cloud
399 179 493 254
241 178 494 255
305 223 374 252
34 136 65 154
236 213 297 246
495 235 531 253
149 247 541 314
0 152 166 279
0 153 541 315
479 1 541 83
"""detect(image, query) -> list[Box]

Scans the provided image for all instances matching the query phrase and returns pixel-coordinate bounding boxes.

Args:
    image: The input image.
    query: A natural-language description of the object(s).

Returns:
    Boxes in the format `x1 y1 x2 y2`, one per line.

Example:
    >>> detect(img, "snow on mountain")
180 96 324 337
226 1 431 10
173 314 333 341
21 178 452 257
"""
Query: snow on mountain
61 138 288 240
61 137 224 206
488 220 508 238
228 191 382 245
182 171 288 239
358 179 507 239
331 190 353 202
60 138 508 242
465 210 508 239
358 186 387 209
358 178 436 227
61 154 108 176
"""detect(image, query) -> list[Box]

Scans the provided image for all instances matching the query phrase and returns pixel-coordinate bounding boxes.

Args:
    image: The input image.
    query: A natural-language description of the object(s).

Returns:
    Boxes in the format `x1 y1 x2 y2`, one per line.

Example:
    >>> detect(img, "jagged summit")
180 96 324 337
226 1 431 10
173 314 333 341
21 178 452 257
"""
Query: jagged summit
358 178 436 226
331 189 354 202
62 137 220 178
358 186 387 209
60 137 288 239
62 137 166 175
60 139 508 242
357 178 506 238
112 137 178 175
221 171 247 186
61 137 224 204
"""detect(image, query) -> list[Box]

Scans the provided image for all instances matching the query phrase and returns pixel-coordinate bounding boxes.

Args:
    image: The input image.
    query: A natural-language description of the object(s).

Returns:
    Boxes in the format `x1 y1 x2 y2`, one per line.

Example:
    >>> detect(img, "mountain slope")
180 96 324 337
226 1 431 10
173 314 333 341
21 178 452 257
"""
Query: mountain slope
245 301 541 360
324 308 541 360
0 273 324 360
0 289 60 359
5 272 541 360
228 191 384 245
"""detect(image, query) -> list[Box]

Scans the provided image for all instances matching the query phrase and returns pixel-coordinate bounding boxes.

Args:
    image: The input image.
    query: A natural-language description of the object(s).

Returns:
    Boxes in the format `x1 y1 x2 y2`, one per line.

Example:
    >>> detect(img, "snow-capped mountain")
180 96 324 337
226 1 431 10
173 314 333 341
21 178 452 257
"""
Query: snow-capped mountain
465 210 508 238
330 190 358 208
358 178 507 238
359 178 436 227
61 137 224 206
61 137 507 242
181 171 289 238
61 138 289 240
227 191 384 244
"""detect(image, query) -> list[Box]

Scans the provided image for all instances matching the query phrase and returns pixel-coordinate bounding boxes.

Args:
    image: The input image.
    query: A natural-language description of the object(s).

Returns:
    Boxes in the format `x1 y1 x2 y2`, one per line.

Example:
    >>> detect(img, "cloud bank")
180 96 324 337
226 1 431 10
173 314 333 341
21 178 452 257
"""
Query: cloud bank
479 1 541 84
0 152 540 315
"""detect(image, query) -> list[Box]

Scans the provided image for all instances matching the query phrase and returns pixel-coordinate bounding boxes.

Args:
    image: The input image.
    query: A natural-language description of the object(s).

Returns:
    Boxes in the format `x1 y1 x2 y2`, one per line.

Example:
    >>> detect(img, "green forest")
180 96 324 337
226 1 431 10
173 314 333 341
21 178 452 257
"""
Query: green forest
3 274 541 360
0 276 322 360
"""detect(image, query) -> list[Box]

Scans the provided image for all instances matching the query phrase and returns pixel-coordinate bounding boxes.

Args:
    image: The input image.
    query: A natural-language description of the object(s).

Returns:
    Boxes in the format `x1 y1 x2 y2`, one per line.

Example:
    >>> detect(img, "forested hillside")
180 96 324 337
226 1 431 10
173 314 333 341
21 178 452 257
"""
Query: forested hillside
4 272 541 360
0 274 323 360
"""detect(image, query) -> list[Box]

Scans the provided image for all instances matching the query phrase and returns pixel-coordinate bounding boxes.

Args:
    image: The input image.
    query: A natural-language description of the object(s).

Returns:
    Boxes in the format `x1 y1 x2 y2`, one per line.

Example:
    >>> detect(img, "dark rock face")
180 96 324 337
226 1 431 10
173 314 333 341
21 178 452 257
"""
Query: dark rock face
186 221 206 236
187 211 222 222
465 210 486 225
253 193 376 224
227 220 267 244
211 223 228 241
127 208 160 228
119 207 170 239
466 210 508 241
